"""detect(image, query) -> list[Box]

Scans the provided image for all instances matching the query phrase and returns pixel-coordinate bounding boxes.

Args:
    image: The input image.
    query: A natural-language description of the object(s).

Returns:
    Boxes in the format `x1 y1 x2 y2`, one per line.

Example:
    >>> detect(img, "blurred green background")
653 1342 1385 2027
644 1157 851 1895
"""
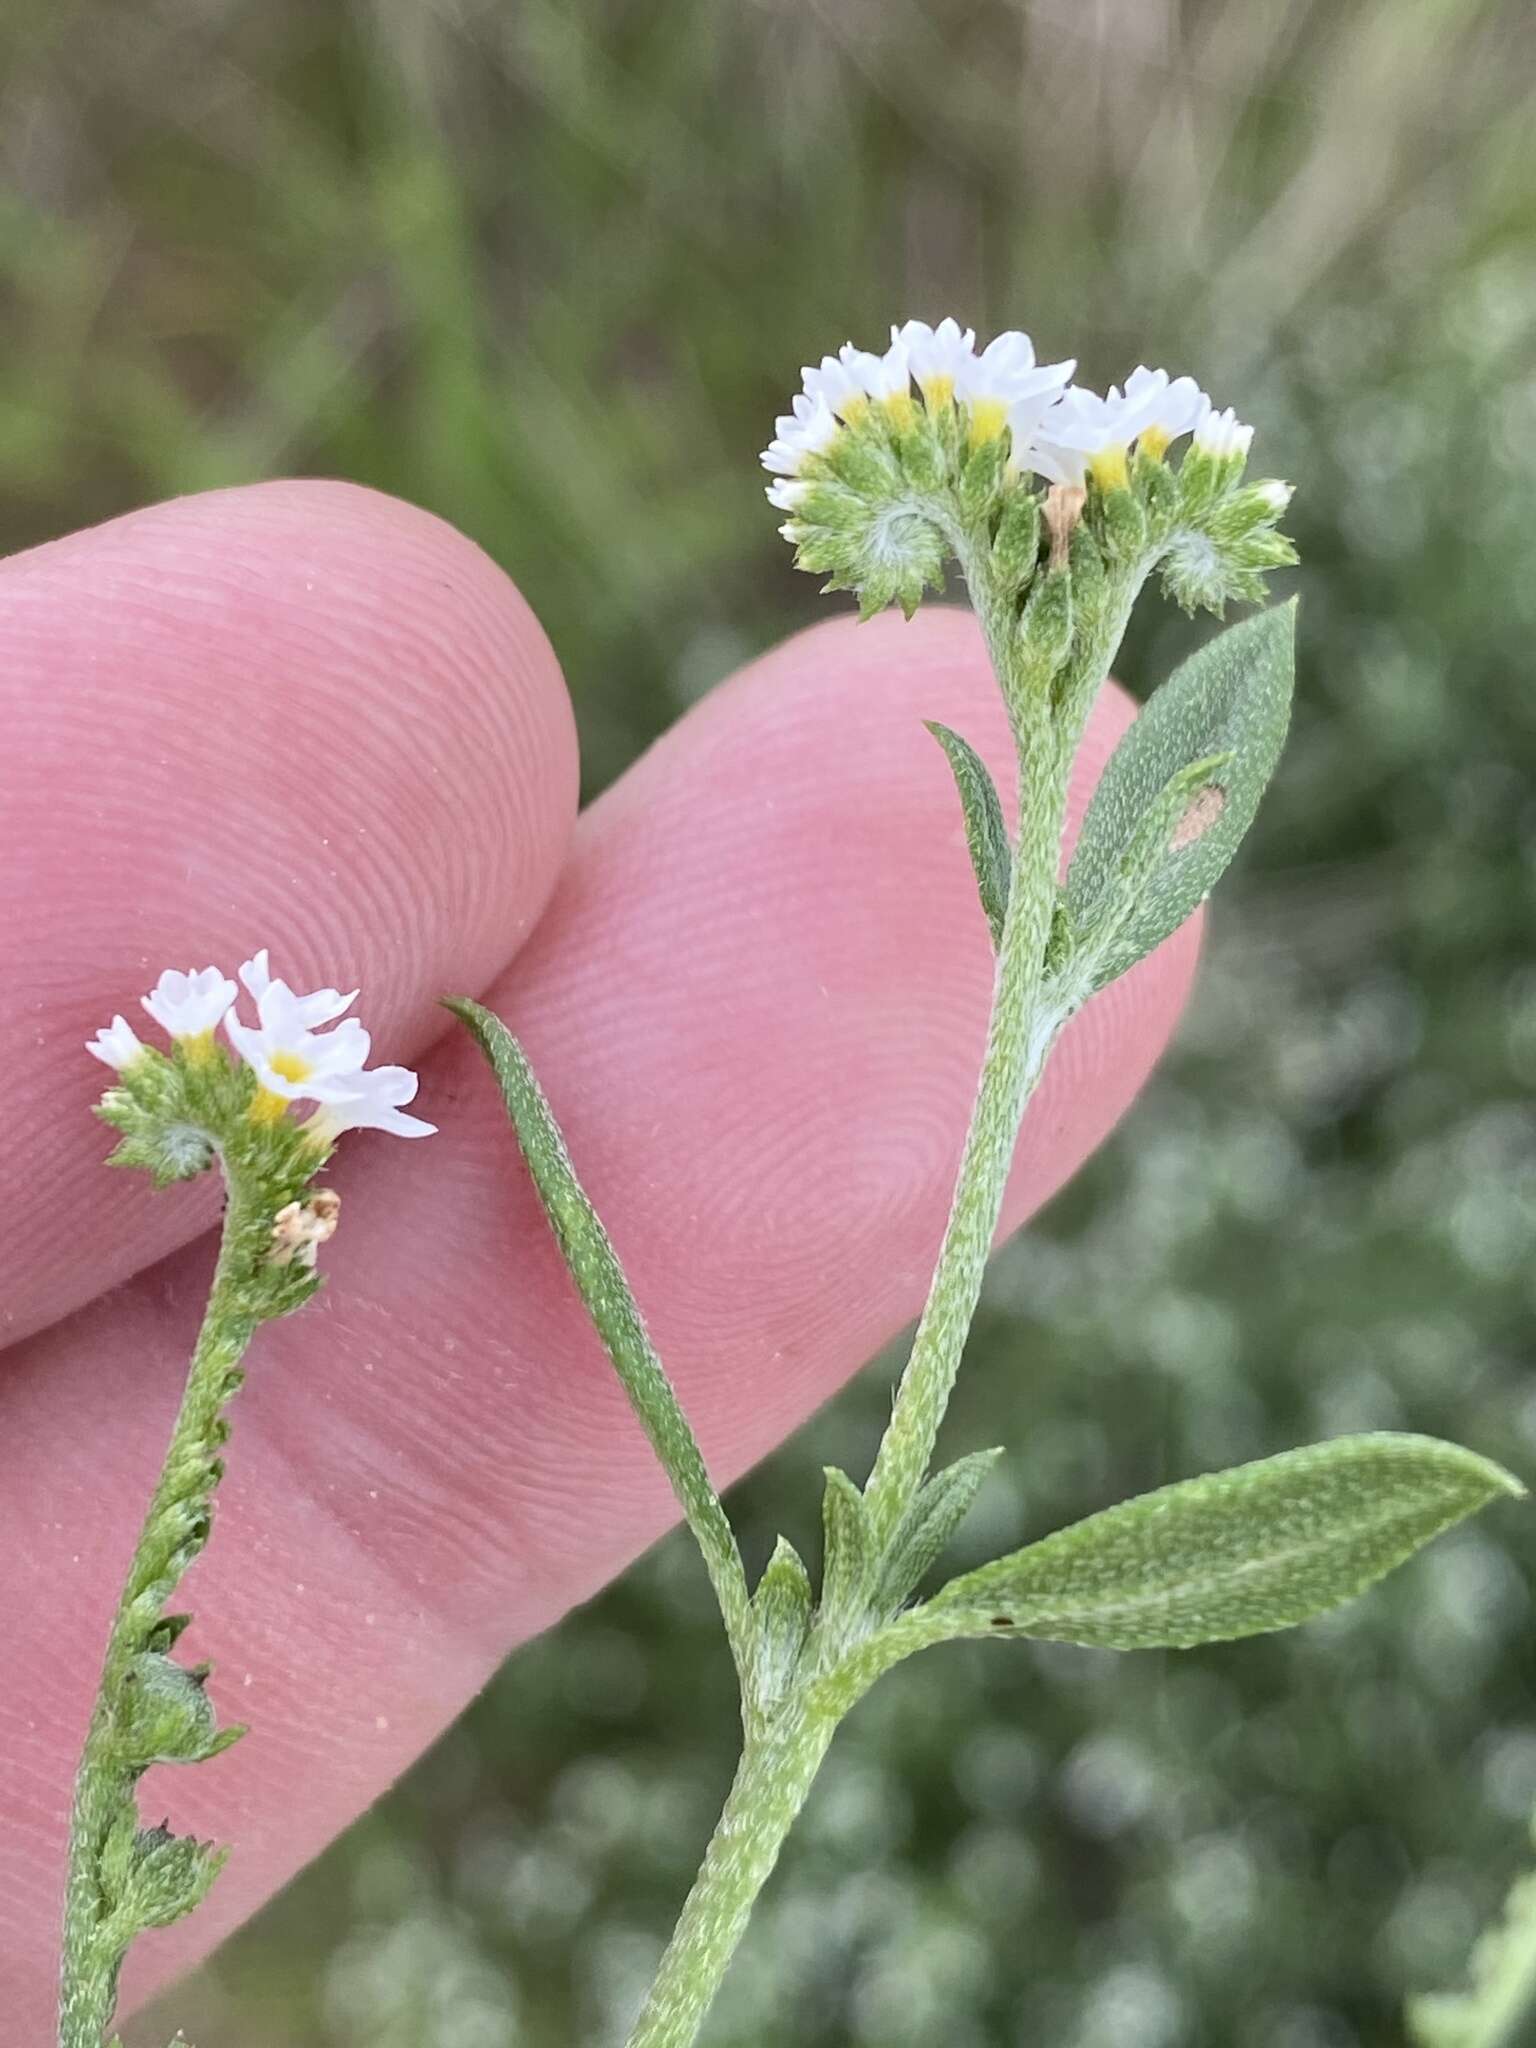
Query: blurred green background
10 0 1536 2041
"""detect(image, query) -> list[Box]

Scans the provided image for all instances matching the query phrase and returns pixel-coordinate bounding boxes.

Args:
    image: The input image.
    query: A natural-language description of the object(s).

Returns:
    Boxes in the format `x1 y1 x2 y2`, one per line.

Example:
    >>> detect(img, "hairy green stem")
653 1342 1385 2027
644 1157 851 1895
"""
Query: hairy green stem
862 722 1067 1545
58 1170 262 2048
863 540 1149 1546
622 1711 836 2048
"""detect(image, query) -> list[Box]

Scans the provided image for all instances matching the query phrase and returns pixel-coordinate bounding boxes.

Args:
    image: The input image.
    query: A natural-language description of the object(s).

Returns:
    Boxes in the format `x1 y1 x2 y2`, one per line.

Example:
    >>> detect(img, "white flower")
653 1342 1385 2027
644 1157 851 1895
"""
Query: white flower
892 317 976 406
310 1066 436 1142
226 954 432 1141
140 966 238 1041
959 331 1075 445
239 948 356 1030
227 957 372 1110
1193 402 1255 462
760 390 840 478
87 1014 146 1071
1252 478 1293 514
765 476 810 512
1025 374 1174 490
1124 364 1207 457
801 337 911 419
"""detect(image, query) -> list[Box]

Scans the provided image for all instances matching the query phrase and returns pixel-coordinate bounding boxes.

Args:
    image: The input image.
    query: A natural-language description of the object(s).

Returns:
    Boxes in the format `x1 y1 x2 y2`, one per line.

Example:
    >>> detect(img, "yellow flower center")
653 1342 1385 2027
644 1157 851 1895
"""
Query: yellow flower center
918 374 954 412
1087 445 1130 492
182 1030 219 1066
835 393 870 424
881 390 916 429
269 1048 314 1085
250 1089 290 1125
1138 425 1171 461
966 398 1008 447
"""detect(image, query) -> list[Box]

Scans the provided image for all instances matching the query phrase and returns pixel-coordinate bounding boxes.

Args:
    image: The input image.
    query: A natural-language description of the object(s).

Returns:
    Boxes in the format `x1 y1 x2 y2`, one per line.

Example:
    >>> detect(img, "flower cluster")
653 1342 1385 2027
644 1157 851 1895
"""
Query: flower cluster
765 325 1253 509
763 315 1293 624
762 318 1248 502
88 951 434 1141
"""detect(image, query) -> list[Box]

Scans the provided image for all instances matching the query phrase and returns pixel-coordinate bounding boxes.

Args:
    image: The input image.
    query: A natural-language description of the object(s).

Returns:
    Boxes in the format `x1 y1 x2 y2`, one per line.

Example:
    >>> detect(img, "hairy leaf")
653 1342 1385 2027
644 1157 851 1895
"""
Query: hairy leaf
113 1653 242 1769
925 721 1011 947
447 999 754 1677
871 1447 1003 1617
1064 601 1295 993
750 1536 814 1714
923 1432 1520 1651
820 1466 874 1636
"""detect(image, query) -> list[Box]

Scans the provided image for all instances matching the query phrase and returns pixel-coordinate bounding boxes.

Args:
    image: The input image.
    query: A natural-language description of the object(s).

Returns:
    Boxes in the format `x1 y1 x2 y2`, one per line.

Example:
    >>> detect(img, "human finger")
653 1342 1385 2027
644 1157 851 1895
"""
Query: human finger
0 607 1199 2029
0 479 579 1343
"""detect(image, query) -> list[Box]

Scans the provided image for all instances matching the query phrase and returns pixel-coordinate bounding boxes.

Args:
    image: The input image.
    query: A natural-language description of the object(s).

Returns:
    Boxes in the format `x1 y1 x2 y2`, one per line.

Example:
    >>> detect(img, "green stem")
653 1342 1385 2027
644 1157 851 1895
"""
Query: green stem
58 1171 262 2048
622 1710 836 2048
861 711 1068 1545
863 540 1150 1547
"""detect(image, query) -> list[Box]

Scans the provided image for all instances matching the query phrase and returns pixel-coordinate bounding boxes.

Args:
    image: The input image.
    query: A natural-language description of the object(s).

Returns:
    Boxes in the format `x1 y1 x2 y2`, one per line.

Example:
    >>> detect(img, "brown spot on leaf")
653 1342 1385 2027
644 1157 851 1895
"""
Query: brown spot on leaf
1171 783 1227 851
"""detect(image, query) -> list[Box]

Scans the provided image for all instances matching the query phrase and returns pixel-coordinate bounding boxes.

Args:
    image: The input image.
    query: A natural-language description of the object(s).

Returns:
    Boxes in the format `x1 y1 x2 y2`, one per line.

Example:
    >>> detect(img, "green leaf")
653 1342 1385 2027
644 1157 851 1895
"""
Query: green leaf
924 721 1011 947
820 1466 874 1636
1063 600 1296 993
447 999 754 1681
870 1447 1003 1617
112 1653 242 1768
922 1432 1520 1651
750 1536 814 1714
120 1824 227 1932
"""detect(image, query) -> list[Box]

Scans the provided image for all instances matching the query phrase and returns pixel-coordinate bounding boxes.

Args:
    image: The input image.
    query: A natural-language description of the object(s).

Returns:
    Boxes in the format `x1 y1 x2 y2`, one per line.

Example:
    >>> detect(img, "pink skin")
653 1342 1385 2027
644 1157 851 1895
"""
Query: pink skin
0 482 1200 2032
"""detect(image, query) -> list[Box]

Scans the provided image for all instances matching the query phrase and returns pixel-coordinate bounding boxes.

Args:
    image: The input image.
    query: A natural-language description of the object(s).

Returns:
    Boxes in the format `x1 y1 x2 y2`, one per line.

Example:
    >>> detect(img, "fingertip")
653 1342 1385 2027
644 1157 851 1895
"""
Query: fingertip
0 479 579 1341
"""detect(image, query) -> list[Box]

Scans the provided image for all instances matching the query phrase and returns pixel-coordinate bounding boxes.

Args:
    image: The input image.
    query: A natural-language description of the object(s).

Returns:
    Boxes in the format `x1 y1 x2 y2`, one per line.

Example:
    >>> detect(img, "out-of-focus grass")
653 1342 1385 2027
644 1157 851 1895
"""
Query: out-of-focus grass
9 1 1536 2042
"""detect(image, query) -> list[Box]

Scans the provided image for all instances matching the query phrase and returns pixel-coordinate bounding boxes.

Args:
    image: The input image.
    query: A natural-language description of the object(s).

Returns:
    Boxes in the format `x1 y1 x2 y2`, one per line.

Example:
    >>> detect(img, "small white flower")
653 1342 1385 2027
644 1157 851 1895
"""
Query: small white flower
140 966 237 1042
802 337 911 419
1193 402 1255 462
226 954 432 1141
1252 478 1293 514
238 948 356 1030
227 958 371 1110
760 391 840 477
1025 375 1173 490
765 477 810 512
87 1014 146 1071
311 1066 437 1142
959 331 1075 445
1124 364 1207 457
892 317 976 406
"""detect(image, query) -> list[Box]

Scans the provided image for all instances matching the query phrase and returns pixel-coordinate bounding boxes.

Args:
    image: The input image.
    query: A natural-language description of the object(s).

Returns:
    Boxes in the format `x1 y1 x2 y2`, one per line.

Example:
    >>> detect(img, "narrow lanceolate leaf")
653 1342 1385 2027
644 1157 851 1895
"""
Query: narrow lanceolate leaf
920 1433 1521 1652
447 999 754 1681
1064 600 1295 993
819 1466 874 1639
870 1447 1003 1618
924 720 1012 948
750 1536 814 1717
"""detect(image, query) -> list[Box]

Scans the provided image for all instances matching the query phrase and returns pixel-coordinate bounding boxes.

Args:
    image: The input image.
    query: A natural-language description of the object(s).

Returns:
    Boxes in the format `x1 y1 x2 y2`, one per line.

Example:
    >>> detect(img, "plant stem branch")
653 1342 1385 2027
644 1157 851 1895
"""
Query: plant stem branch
58 1171 262 2048
622 1711 836 2048
861 704 1068 1546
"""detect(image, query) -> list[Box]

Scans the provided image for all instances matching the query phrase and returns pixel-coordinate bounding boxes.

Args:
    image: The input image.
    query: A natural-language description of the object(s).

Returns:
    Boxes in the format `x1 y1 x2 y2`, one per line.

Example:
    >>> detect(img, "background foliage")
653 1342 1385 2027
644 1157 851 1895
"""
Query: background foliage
9 0 1536 2041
